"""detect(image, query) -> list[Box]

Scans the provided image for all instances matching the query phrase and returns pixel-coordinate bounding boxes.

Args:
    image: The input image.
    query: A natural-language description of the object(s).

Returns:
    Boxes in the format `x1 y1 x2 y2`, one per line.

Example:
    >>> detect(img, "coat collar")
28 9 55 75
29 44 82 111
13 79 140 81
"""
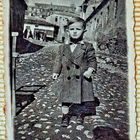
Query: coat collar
63 41 87 64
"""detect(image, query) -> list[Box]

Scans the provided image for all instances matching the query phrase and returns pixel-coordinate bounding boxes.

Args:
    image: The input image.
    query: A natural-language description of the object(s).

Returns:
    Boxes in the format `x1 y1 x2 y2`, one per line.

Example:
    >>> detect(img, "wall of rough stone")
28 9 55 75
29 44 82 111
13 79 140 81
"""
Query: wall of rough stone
85 0 127 57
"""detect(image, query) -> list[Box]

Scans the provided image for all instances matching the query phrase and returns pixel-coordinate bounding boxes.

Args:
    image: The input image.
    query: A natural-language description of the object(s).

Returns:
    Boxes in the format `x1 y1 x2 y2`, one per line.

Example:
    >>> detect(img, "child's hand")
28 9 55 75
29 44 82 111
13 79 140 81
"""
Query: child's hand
52 73 59 80
83 71 92 79
83 67 94 79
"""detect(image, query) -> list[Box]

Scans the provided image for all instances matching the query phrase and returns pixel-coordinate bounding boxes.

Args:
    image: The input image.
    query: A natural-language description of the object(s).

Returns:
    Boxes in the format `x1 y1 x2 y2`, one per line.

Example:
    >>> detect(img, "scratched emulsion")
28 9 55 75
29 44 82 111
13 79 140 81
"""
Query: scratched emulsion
0 0 6 140
0 0 140 140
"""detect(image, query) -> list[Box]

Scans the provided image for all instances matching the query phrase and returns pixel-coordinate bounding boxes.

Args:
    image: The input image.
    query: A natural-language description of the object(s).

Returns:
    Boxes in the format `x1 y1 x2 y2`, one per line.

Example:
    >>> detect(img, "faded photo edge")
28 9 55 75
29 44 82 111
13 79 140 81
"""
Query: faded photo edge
1 0 138 140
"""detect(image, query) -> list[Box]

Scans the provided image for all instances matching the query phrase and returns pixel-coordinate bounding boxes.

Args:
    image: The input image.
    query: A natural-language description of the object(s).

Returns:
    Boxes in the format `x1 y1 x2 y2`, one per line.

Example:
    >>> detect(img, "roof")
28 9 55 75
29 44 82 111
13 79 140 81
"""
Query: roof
24 18 59 27
54 11 79 17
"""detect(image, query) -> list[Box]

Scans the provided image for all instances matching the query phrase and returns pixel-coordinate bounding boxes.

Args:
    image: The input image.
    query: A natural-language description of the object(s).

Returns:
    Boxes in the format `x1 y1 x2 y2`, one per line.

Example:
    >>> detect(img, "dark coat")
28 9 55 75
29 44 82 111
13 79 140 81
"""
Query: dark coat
53 42 97 104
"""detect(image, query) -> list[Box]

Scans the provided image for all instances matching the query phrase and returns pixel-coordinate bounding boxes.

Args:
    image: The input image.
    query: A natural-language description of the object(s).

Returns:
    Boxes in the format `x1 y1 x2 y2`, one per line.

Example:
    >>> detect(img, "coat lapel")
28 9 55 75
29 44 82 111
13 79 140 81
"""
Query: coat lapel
63 44 73 61
63 43 87 64
72 43 86 59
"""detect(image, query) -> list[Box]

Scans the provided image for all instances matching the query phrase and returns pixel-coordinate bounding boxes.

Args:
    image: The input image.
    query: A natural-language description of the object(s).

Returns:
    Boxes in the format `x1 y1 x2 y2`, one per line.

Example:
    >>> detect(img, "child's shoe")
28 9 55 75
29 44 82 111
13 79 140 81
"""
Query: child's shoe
61 114 70 127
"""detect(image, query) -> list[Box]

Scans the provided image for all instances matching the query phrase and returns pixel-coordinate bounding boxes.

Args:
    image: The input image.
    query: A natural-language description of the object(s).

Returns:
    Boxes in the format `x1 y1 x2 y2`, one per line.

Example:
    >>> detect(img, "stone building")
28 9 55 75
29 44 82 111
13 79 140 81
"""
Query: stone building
25 3 76 19
45 12 79 42
24 3 79 42
85 0 119 40
85 0 127 56
23 18 59 41
75 0 102 20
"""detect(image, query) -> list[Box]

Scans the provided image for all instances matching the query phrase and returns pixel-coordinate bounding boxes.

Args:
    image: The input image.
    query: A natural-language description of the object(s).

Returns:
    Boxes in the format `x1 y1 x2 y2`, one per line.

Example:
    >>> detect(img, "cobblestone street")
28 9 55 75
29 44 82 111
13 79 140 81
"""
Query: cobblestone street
14 45 129 140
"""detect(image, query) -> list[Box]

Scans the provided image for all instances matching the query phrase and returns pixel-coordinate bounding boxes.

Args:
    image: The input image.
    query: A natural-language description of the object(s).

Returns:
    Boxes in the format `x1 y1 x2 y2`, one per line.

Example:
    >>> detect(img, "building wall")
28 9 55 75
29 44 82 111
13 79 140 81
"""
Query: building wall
84 0 127 56
85 0 126 41
25 3 76 19
85 1 101 19
10 0 27 53
35 3 76 12
45 14 69 26
10 0 27 36
45 14 68 41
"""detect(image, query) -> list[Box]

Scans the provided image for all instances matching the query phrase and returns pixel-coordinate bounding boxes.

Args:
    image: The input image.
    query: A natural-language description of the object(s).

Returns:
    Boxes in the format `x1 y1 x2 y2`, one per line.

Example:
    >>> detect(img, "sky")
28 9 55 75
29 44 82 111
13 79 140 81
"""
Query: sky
25 0 83 6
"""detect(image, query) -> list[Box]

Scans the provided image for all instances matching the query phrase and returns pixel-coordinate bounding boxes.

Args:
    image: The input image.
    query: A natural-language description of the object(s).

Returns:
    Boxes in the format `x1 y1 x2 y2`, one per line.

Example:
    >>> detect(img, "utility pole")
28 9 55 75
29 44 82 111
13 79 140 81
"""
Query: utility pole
11 32 19 117
86 0 110 23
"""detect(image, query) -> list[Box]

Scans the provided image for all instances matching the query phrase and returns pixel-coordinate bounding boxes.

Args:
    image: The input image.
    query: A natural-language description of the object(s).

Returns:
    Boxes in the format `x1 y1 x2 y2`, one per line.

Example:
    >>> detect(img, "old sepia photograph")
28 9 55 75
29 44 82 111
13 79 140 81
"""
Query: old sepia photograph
8 0 135 139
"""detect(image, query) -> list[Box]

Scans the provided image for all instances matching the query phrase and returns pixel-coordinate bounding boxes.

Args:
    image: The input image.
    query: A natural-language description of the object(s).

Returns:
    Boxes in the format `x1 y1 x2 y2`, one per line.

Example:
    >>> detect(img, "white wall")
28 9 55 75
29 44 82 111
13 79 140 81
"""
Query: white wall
23 23 54 33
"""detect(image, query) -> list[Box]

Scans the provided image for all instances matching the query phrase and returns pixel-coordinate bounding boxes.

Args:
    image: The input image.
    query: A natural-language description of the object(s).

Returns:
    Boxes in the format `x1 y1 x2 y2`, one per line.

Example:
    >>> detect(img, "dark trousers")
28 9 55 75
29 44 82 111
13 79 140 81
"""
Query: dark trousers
62 101 97 116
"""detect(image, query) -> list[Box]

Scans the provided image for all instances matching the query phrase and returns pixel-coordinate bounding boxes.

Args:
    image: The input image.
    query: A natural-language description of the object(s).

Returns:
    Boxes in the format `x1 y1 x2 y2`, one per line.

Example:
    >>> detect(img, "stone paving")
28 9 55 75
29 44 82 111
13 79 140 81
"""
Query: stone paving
14 45 129 140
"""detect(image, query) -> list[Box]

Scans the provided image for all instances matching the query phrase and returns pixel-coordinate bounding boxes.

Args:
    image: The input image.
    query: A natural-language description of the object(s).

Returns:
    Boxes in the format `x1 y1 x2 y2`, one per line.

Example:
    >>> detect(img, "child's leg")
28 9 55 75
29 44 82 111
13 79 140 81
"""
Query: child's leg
61 103 71 127
62 105 69 114
76 103 85 124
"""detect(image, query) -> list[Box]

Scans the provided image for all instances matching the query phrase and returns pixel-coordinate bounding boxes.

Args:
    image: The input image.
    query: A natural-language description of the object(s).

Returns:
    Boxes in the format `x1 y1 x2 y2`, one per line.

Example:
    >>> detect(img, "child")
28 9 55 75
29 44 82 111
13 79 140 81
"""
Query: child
52 17 97 127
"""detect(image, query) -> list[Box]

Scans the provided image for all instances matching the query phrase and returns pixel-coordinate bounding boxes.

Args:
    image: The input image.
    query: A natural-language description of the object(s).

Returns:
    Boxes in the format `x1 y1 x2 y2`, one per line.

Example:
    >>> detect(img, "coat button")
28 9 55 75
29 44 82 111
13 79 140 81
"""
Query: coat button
67 76 71 80
76 75 80 79
75 65 80 69
67 66 70 70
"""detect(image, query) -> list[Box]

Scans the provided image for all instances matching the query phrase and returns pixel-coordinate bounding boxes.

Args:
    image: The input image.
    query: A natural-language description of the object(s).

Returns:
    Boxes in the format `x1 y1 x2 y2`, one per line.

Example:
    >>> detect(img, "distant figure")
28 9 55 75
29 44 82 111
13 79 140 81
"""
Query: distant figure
23 28 28 38
28 30 33 39
40 33 43 41
36 32 41 40
23 28 33 39
43 31 48 42
34 32 38 40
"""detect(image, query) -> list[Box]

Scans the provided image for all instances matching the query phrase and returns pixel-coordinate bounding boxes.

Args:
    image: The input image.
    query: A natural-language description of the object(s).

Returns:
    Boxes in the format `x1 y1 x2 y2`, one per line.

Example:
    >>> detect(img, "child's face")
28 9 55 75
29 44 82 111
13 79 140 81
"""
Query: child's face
68 22 85 39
